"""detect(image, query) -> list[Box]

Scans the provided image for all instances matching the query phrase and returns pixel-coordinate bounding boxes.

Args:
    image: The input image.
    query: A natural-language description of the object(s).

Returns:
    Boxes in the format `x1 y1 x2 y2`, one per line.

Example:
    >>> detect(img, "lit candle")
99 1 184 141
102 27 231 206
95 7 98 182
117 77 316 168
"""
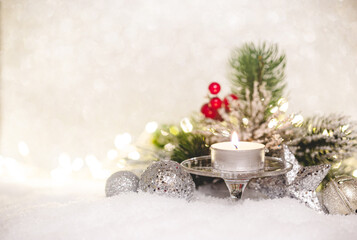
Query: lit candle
211 132 265 171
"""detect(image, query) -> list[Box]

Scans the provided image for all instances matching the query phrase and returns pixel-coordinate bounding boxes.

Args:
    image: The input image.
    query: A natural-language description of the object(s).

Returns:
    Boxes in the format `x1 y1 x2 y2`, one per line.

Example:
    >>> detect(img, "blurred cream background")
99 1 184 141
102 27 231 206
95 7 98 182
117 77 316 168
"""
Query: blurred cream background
1 0 357 170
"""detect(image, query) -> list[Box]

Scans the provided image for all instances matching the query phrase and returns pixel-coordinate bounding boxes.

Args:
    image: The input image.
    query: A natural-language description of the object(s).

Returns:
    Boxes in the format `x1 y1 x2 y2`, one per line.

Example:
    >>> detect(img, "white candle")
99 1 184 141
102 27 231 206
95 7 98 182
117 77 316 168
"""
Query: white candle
211 133 265 171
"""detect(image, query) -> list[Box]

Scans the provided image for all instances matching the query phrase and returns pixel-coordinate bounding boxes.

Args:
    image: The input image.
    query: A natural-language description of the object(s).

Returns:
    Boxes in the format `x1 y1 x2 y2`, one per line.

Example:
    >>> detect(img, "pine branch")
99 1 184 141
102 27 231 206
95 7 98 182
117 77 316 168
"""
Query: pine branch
289 115 357 166
230 42 286 111
170 132 214 187
171 133 210 163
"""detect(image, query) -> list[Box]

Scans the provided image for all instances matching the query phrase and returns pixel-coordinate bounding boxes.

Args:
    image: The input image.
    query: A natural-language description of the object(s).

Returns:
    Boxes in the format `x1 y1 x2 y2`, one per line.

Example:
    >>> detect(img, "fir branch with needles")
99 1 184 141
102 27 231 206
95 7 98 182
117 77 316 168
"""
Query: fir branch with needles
230 42 286 114
288 114 357 166
171 132 210 163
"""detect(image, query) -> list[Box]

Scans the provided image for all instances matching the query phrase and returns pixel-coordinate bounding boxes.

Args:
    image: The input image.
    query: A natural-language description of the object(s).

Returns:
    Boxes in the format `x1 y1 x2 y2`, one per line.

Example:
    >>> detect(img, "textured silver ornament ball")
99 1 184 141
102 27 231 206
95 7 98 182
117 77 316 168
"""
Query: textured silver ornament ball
105 171 140 197
139 160 195 199
321 176 357 215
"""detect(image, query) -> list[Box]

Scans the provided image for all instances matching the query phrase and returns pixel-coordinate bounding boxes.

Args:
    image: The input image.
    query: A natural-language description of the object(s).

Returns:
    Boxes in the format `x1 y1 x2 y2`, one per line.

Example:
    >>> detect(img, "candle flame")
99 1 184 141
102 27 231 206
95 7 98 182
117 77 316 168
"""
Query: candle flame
231 132 239 149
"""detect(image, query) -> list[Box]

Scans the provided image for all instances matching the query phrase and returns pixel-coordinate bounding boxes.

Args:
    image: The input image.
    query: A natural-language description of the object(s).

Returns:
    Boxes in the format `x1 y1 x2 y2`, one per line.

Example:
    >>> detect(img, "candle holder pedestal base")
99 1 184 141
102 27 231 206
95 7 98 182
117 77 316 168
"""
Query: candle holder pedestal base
181 156 292 200
224 179 249 199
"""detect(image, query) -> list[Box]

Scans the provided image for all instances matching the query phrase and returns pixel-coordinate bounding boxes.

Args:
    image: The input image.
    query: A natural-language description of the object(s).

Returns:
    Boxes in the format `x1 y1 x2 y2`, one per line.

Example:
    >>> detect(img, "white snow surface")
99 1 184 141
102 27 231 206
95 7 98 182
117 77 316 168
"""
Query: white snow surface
1 182 357 240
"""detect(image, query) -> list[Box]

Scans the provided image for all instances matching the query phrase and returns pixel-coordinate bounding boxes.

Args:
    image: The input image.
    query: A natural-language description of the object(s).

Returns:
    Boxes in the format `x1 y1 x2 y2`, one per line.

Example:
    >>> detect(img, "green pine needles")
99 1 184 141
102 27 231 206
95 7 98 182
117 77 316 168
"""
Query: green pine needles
230 42 286 109
289 115 357 166
171 133 210 163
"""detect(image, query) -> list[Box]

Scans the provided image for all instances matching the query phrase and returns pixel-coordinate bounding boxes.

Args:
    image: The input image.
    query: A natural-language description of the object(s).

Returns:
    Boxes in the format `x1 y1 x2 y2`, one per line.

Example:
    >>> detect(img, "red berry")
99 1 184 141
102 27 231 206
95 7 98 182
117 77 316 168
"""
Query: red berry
205 108 217 119
223 94 239 111
201 103 223 120
200 103 210 115
208 82 221 95
210 97 222 109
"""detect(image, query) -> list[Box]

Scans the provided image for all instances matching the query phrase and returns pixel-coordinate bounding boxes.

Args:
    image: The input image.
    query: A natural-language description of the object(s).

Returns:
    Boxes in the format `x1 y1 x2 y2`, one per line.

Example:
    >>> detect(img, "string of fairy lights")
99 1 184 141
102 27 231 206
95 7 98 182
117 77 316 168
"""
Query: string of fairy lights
0 118 194 184
0 121 161 184
1 98 357 184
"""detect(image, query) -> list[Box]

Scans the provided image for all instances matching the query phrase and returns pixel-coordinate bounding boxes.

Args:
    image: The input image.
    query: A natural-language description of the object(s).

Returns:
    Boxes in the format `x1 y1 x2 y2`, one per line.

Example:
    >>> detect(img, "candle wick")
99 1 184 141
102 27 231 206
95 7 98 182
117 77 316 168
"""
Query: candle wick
234 145 238 150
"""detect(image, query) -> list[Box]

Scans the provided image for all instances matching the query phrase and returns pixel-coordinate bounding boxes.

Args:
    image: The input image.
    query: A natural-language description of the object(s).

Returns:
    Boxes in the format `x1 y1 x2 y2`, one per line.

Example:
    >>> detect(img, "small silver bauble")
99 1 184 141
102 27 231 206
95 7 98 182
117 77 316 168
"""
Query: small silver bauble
321 176 357 215
105 171 140 197
139 160 195 199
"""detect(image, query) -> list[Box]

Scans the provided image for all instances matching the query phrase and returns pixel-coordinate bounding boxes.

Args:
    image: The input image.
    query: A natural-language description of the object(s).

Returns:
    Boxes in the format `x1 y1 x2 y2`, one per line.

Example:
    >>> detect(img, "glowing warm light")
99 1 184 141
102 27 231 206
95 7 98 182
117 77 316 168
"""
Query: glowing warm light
322 129 329 136
117 161 126 169
161 130 169 136
242 118 249 125
2 131 151 181
180 118 193 133
169 126 180 135
58 153 71 170
128 151 140 160
352 170 357 178
145 121 158 133
341 125 349 132
114 133 132 149
116 158 127 169
72 158 84 171
292 114 304 125
221 130 230 137
329 130 334 137
85 155 110 179
164 143 175 151
18 141 29 157
332 161 341 169
277 98 286 105
268 118 278 128
107 149 118 160
270 106 278 114
308 124 312 132
231 132 239 149
279 102 289 112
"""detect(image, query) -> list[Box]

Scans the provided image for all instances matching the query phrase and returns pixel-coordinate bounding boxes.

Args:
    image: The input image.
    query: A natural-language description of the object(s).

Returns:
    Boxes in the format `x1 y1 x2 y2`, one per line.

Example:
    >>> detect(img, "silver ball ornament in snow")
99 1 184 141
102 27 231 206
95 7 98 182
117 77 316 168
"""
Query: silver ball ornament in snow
105 171 139 197
139 160 195 199
321 176 357 215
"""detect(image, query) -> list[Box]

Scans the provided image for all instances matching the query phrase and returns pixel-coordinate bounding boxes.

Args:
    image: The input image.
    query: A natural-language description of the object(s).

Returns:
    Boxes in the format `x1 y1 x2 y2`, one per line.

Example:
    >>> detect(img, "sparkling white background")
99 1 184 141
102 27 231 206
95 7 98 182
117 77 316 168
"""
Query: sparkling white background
1 0 357 170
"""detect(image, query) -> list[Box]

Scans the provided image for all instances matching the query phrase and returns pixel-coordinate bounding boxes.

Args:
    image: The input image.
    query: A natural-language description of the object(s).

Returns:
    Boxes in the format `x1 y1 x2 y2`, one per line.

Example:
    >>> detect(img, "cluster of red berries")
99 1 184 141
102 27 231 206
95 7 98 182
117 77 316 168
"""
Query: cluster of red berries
200 82 238 120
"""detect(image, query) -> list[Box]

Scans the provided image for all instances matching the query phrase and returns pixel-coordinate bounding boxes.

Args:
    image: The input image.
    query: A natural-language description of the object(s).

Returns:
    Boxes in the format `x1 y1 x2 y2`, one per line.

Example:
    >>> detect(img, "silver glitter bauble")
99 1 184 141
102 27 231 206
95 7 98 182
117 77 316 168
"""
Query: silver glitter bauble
321 176 357 215
139 160 195 199
105 171 139 197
